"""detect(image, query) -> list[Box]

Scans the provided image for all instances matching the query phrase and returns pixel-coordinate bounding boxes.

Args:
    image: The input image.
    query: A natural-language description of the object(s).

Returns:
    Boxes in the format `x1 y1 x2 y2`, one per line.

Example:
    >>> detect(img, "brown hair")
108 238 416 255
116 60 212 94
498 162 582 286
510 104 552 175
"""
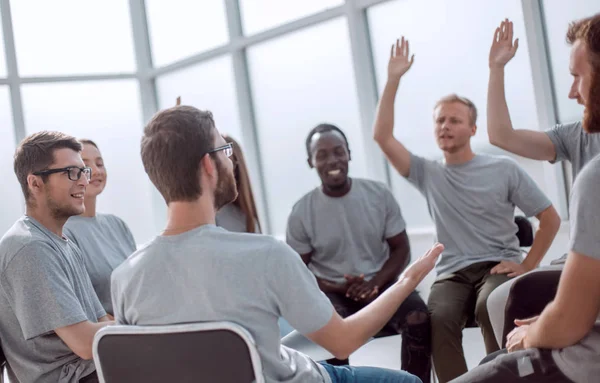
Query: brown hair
434 94 478 125
223 135 262 233
567 13 600 133
141 106 216 204
79 139 99 150
14 131 82 203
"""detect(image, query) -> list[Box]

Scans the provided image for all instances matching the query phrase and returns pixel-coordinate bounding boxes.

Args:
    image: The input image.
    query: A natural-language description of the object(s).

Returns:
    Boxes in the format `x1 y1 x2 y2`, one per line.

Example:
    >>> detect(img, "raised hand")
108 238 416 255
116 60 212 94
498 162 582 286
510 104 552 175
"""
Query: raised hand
400 243 444 284
388 36 414 80
490 18 519 69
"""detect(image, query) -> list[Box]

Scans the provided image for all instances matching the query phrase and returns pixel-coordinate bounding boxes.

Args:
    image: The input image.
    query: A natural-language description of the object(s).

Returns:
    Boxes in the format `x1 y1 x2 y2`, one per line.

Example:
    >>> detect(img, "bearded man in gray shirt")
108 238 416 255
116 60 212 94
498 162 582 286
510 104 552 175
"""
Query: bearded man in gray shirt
451 14 600 382
373 37 561 382
485 16 600 348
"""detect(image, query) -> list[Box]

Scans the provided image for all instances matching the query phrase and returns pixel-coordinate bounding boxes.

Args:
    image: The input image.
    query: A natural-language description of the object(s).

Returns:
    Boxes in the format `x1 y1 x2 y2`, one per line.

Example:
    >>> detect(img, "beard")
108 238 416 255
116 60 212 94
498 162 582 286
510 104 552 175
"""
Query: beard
45 187 83 221
583 68 600 133
213 156 238 211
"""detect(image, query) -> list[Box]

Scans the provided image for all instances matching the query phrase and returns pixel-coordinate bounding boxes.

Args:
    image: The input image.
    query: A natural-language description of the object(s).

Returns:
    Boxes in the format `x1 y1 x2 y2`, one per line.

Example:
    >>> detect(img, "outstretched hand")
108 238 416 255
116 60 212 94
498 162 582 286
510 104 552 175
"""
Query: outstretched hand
388 36 414 80
400 243 444 283
489 18 519 69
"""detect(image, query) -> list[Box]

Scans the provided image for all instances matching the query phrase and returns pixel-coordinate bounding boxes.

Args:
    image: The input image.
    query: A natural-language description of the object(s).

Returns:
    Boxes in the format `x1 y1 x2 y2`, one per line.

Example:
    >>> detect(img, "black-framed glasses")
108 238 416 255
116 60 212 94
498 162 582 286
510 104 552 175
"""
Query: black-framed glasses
33 166 92 181
206 143 233 158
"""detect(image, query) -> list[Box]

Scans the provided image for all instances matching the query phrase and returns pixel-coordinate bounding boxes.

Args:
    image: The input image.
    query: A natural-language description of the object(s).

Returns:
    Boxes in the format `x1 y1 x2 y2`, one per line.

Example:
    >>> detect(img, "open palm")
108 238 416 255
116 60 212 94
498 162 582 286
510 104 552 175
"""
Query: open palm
490 18 519 68
388 36 414 80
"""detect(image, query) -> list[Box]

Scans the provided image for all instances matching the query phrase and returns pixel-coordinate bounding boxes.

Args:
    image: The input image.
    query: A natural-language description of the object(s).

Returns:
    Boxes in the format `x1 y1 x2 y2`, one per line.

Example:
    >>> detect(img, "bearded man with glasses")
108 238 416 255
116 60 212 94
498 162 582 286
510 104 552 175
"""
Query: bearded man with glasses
0 131 111 383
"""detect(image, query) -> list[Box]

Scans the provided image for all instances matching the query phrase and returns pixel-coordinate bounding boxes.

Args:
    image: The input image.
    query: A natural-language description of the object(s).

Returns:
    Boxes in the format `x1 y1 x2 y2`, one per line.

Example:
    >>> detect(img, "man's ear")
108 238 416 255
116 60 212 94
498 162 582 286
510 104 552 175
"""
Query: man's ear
201 155 216 178
471 124 477 136
307 157 314 169
27 174 42 196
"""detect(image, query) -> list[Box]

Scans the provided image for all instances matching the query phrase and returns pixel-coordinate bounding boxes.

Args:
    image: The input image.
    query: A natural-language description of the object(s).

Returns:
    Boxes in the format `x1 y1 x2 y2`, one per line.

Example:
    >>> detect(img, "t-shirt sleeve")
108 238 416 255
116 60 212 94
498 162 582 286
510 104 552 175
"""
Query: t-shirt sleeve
545 123 577 164
568 160 600 260
117 217 137 253
0 242 89 339
382 186 406 238
267 242 333 335
508 161 552 217
407 153 429 192
285 206 313 255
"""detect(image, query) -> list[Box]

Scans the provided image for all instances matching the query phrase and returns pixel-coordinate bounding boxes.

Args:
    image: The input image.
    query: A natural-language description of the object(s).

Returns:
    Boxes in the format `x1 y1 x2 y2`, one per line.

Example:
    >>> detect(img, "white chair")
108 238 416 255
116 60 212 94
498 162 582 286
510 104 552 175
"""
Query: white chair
93 322 265 383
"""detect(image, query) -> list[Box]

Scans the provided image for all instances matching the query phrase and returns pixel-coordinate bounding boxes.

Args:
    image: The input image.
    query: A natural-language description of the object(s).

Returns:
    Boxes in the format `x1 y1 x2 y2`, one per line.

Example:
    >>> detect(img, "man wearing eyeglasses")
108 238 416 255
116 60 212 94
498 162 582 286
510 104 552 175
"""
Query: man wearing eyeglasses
111 105 442 383
0 131 111 383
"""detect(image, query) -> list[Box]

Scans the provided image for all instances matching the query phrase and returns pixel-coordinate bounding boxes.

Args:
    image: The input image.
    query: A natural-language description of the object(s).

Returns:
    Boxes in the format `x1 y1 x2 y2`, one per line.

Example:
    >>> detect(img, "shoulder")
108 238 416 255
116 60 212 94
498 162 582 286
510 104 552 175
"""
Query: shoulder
552 120 582 134
289 187 319 216
354 178 388 192
573 155 600 196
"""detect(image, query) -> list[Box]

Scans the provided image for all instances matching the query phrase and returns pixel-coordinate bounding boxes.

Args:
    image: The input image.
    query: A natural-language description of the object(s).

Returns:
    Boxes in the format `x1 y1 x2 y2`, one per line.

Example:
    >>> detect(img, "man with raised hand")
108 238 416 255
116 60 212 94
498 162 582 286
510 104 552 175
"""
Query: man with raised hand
373 37 561 382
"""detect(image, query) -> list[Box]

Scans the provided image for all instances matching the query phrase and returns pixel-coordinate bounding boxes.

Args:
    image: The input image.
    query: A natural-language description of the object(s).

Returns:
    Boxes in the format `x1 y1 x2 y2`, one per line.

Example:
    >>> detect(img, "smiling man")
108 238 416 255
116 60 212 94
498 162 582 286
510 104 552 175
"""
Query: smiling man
0 131 112 383
373 38 561 382
286 123 432 383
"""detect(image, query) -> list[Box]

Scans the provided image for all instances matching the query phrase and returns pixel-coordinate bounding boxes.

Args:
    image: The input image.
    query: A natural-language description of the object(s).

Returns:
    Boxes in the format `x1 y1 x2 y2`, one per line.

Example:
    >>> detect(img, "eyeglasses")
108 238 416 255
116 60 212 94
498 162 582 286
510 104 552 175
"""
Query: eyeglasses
33 166 92 181
206 143 233 158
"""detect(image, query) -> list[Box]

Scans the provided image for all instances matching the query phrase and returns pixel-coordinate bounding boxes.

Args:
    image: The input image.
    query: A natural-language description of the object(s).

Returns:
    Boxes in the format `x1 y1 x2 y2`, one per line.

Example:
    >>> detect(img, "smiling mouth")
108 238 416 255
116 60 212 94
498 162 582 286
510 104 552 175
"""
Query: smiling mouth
327 169 342 176
71 193 84 199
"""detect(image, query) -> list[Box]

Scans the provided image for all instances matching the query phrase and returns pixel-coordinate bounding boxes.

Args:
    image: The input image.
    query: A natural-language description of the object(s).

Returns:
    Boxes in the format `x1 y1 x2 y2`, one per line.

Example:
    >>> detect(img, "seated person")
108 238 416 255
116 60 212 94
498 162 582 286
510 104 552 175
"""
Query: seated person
63 139 136 318
451 41 600 380
286 123 431 382
0 132 113 383
216 135 262 234
111 105 444 383
485 16 600 348
373 37 561 383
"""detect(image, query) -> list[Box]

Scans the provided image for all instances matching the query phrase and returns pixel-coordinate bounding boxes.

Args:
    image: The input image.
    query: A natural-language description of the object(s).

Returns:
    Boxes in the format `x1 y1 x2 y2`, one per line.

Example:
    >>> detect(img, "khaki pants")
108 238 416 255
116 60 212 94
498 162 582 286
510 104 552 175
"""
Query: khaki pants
428 261 511 383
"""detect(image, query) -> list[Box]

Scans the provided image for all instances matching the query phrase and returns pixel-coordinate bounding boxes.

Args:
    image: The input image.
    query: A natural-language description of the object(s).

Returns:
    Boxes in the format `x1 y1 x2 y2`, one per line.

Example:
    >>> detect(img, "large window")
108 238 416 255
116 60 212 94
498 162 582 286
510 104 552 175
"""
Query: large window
248 18 367 236
240 0 343 35
10 0 135 76
21 80 154 243
145 0 229 67
542 0 599 124
368 0 544 230
0 87 22 234
155 55 243 142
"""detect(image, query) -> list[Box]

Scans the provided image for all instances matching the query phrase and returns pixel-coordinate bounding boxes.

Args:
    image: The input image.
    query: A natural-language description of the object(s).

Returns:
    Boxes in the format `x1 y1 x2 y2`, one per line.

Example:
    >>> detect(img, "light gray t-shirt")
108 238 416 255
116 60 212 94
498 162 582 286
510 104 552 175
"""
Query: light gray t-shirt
63 213 136 315
408 154 552 276
216 203 260 233
552 154 600 383
111 225 334 383
546 120 600 179
0 216 106 383
286 178 407 284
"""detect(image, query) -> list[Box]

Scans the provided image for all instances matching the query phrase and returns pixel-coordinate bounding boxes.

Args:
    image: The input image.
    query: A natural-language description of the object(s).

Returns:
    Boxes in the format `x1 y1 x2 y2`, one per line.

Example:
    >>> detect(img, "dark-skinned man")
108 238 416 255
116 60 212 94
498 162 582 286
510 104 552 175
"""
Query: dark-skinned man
286 123 431 383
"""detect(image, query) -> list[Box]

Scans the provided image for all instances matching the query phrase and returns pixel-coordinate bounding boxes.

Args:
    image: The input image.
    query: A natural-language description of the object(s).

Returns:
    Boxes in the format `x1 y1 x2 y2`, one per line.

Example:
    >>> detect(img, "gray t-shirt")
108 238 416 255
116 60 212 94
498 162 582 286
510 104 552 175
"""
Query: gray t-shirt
286 178 407 284
408 154 552 276
111 225 334 383
546 120 600 179
64 214 136 315
552 154 600 383
0 216 106 383
216 203 260 233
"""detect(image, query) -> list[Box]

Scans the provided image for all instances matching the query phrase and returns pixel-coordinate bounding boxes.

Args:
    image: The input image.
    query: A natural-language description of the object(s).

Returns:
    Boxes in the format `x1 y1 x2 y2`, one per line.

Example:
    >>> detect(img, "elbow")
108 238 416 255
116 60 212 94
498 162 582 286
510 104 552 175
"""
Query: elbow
330 346 352 360
541 206 562 234
74 347 94 361
488 133 505 148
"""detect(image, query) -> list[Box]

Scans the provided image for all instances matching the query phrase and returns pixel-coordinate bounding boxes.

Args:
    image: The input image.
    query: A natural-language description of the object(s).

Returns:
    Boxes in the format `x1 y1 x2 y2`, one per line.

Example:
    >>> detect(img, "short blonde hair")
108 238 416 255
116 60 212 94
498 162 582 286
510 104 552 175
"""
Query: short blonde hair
434 94 478 125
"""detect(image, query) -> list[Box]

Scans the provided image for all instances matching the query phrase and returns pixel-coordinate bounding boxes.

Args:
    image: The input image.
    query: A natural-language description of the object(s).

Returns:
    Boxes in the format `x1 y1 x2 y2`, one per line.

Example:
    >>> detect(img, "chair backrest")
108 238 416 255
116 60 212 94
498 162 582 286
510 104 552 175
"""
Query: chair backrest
515 216 534 248
93 322 265 383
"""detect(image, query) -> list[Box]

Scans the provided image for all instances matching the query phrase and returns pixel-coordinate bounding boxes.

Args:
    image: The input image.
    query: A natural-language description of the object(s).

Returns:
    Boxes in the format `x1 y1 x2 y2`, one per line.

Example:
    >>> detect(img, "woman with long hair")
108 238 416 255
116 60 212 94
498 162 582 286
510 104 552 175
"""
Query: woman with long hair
63 139 136 318
216 135 262 234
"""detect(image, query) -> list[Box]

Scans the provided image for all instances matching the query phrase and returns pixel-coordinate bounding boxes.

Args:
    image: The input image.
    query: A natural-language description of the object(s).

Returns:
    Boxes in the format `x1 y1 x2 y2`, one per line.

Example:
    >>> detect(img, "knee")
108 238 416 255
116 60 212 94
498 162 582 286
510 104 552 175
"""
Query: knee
406 310 430 326
429 305 462 334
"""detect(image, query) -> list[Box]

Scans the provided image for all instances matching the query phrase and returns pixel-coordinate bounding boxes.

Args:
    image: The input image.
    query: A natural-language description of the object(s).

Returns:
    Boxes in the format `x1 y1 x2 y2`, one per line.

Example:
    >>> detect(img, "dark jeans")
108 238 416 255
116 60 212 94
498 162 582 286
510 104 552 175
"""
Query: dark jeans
428 262 510 383
79 371 99 383
501 269 562 346
325 289 431 383
449 348 572 382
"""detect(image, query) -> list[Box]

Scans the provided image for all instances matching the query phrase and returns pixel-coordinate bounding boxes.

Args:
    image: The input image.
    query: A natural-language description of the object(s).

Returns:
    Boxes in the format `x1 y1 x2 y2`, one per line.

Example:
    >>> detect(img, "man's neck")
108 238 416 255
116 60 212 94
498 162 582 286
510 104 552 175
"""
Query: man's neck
163 197 216 236
321 178 352 198
25 207 67 238
443 145 476 165
81 197 96 217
